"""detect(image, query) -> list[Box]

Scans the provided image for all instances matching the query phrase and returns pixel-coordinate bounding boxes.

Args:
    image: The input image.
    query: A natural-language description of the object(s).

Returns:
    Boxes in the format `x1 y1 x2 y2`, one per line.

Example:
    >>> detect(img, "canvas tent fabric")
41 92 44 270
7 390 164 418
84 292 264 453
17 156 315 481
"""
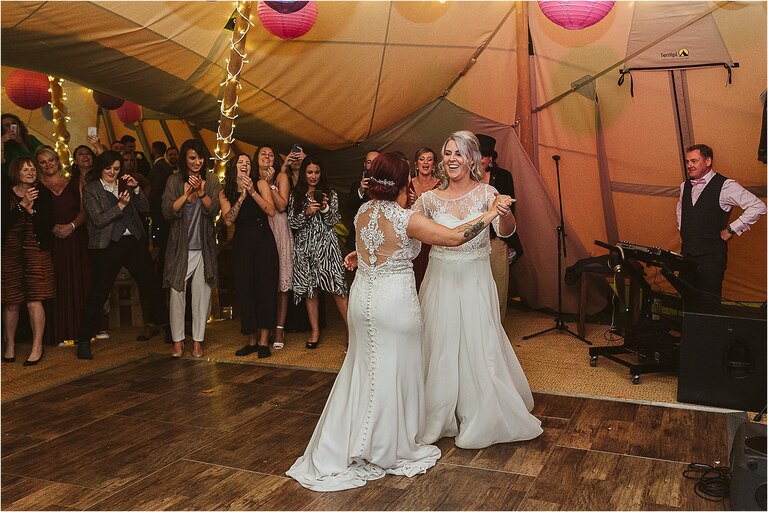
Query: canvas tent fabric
2 1 765 309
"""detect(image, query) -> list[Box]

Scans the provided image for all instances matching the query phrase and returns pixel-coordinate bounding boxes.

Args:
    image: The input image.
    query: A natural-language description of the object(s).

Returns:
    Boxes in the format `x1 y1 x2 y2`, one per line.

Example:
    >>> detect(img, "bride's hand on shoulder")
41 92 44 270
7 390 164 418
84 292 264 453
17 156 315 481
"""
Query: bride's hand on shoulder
344 251 358 271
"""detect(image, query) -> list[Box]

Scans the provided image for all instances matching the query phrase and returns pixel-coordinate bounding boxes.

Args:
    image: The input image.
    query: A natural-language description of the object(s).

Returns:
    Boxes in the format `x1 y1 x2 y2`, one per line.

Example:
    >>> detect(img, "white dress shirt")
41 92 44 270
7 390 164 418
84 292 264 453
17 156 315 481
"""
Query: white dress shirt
676 169 767 236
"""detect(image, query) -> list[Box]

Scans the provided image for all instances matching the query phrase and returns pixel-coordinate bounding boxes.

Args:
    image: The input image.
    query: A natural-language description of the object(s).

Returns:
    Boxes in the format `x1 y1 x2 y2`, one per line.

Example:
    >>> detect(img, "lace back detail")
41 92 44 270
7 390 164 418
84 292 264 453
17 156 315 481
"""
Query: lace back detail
354 201 421 275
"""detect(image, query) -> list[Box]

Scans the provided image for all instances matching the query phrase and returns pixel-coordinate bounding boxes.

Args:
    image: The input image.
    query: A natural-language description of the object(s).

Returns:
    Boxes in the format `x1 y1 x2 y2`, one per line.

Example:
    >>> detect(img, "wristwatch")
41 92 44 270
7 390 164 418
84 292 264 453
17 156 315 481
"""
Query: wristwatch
726 225 736 235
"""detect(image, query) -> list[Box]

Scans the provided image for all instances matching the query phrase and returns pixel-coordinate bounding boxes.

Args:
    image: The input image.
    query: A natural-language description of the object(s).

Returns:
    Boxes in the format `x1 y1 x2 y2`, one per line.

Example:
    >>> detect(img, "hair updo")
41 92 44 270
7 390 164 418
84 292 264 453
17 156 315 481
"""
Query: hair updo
367 152 409 201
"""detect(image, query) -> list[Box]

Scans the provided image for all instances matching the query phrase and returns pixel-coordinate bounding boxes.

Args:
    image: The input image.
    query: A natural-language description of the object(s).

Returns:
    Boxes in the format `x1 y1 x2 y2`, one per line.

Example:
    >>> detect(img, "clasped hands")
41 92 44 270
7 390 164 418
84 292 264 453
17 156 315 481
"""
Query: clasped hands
185 175 208 202
19 187 39 214
236 175 257 198
493 194 515 217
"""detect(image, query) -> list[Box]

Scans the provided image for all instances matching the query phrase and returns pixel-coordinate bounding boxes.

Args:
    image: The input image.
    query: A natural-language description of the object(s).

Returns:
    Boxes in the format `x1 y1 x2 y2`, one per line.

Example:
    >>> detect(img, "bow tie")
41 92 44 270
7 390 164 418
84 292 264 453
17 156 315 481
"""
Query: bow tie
690 178 706 186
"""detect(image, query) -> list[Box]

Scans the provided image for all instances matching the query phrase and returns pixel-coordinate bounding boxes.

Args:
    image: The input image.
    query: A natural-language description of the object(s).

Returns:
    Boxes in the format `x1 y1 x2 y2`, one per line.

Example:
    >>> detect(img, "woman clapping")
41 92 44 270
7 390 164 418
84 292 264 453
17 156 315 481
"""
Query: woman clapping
162 140 221 358
2 157 55 365
221 153 279 359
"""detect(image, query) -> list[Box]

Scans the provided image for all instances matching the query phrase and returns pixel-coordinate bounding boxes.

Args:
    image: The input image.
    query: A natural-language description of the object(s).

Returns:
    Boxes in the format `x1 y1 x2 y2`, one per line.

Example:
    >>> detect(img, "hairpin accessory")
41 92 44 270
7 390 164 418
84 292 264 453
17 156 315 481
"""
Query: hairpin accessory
369 176 395 186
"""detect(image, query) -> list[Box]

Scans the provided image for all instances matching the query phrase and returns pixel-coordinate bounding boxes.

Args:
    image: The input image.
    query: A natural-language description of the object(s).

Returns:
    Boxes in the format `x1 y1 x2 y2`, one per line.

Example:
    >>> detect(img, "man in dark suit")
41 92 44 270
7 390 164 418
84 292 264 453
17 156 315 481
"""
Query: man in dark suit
347 150 380 214
477 134 523 321
345 150 380 254
149 141 172 255
121 134 152 177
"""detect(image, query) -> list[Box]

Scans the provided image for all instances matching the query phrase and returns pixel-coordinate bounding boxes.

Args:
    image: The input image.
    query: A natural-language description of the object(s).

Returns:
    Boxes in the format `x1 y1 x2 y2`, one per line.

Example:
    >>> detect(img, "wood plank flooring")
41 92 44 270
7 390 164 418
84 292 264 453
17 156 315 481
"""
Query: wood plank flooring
1 356 741 510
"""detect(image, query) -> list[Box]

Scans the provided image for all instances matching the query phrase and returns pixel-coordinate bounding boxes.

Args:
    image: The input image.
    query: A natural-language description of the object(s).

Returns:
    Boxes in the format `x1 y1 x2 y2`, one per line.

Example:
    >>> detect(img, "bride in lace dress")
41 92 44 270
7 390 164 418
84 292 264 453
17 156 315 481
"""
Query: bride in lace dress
286 152 512 492
414 131 543 450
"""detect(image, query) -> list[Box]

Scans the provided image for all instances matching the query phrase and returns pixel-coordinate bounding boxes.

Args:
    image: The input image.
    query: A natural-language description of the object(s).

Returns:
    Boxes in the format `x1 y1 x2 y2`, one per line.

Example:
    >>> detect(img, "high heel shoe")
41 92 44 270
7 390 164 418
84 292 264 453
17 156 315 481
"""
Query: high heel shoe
192 341 204 358
23 349 44 366
171 341 184 358
2 356 16 363
306 340 319 349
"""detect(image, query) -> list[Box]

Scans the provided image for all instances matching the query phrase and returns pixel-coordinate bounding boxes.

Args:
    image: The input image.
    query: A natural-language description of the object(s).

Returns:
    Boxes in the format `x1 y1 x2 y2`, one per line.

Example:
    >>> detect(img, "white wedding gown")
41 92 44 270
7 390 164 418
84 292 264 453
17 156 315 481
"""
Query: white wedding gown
286 200 441 492
414 184 543 449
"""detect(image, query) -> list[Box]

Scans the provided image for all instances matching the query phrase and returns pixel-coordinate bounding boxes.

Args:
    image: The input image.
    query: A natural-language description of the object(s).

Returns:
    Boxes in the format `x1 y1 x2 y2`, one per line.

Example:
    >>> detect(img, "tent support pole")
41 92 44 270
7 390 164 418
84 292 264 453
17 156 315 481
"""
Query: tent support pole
515 1 534 161
100 107 116 145
159 119 177 149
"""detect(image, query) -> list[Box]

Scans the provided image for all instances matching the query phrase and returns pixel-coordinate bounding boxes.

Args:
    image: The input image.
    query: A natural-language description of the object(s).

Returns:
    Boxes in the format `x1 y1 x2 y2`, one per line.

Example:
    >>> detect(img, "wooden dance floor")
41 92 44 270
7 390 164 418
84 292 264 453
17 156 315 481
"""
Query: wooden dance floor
1 356 741 510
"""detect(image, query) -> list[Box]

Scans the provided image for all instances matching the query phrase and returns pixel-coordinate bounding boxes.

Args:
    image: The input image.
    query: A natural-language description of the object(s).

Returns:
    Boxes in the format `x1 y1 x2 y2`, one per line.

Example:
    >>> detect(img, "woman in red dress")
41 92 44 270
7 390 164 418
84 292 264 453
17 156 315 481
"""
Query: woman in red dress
36 146 89 346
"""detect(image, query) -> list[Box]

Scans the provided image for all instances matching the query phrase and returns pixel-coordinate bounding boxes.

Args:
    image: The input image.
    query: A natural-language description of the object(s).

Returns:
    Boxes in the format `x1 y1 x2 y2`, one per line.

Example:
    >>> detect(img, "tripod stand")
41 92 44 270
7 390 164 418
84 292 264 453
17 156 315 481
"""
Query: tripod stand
522 155 591 345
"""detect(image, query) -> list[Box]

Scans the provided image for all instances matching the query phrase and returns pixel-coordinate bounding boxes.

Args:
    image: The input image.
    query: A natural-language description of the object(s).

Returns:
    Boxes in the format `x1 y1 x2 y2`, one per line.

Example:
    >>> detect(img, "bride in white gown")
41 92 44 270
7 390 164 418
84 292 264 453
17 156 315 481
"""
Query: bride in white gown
414 131 543 450
287 152 512 492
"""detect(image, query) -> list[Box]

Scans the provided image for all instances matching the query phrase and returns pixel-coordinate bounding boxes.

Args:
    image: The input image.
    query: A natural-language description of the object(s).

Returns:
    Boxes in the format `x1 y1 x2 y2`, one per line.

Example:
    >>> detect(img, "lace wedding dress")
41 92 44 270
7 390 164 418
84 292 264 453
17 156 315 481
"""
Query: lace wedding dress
286 200 441 492
414 184 543 449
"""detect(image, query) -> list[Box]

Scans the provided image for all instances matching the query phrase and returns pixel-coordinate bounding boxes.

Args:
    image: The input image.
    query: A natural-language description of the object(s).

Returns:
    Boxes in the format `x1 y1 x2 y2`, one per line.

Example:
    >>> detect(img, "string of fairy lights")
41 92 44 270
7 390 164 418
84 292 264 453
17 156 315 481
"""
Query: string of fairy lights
48 75 73 176
214 0 253 180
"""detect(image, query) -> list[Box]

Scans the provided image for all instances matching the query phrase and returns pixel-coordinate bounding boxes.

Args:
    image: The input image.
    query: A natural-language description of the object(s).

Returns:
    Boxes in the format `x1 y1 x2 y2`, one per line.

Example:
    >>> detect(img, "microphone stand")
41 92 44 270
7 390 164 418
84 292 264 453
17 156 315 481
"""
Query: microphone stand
522 155 592 345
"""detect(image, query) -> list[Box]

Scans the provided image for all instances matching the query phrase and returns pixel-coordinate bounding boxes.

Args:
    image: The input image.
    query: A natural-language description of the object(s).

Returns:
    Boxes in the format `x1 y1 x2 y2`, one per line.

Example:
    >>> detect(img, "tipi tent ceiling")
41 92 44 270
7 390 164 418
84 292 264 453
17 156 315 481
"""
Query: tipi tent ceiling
2 1 766 304
2 1 521 150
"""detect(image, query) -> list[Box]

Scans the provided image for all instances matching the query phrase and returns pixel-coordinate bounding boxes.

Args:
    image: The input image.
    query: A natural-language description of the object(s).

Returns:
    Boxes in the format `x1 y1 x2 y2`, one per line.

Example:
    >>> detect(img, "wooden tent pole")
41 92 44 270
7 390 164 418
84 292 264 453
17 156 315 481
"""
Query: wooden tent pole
214 1 253 180
515 1 534 162
48 76 72 174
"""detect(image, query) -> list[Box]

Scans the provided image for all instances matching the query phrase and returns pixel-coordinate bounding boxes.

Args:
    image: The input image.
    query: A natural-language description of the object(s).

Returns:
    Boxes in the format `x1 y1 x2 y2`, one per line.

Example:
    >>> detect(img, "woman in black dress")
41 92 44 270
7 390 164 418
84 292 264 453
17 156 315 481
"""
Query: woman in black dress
219 153 279 359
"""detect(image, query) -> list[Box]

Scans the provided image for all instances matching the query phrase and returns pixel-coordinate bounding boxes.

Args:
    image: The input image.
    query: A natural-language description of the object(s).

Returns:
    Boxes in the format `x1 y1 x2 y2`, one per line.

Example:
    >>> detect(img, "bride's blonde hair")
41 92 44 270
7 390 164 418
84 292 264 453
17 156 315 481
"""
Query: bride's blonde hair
436 130 483 190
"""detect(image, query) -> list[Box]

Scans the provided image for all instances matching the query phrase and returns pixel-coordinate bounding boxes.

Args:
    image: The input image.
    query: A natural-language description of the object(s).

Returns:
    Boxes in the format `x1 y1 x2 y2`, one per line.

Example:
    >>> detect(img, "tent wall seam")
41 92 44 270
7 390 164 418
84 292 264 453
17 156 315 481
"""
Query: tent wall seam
8 1 47 30
670 69 695 180
437 4 516 103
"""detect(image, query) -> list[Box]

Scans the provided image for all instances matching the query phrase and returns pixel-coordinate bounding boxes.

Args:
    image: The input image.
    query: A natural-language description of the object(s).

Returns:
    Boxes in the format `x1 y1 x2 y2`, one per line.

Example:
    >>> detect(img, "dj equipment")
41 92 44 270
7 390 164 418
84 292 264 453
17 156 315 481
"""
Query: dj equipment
589 240 698 384
729 422 767 511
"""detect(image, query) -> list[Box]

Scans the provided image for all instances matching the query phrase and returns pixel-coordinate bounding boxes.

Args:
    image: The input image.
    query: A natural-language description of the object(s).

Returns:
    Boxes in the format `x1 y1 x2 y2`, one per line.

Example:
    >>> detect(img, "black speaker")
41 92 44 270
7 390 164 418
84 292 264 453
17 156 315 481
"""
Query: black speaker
677 308 766 411
730 422 767 511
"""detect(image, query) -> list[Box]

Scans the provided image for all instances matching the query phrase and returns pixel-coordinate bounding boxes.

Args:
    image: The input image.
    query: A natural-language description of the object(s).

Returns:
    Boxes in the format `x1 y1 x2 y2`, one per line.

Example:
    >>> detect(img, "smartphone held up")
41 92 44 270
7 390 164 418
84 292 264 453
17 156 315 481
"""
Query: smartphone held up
118 174 129 195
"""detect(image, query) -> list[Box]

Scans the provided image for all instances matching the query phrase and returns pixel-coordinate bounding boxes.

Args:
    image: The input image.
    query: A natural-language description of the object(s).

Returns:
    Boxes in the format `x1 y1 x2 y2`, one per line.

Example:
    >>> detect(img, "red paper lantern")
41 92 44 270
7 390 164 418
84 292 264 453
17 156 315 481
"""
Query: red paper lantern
538 1 614 30
4 69 51 110
92 90 125 110
258 1 317 40
116 101 142 124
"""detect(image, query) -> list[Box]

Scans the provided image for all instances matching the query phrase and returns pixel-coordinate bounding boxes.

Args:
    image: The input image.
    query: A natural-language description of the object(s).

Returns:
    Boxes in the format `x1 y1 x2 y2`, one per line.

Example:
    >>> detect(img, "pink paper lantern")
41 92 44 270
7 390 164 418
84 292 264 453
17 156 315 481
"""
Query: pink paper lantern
4 69 51 110
116 101 142 124
92 90 125 110
258 1 317 40
538 1 614 30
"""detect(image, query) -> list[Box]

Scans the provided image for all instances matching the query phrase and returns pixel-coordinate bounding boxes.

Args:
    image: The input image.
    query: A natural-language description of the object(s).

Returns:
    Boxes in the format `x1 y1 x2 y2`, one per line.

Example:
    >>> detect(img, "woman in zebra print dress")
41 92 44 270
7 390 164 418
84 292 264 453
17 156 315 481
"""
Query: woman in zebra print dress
287 156 348 348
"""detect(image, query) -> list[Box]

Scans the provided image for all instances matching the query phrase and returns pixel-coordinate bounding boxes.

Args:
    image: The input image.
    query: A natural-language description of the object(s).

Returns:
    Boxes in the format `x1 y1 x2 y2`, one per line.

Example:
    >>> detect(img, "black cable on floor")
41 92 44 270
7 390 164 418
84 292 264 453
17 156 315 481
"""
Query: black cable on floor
683 462 731 501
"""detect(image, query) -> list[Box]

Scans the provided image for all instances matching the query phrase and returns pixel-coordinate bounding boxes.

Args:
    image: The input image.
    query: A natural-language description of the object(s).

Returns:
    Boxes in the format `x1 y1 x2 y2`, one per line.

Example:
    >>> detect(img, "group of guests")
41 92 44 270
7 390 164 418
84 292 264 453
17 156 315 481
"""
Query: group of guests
0 114 357 363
